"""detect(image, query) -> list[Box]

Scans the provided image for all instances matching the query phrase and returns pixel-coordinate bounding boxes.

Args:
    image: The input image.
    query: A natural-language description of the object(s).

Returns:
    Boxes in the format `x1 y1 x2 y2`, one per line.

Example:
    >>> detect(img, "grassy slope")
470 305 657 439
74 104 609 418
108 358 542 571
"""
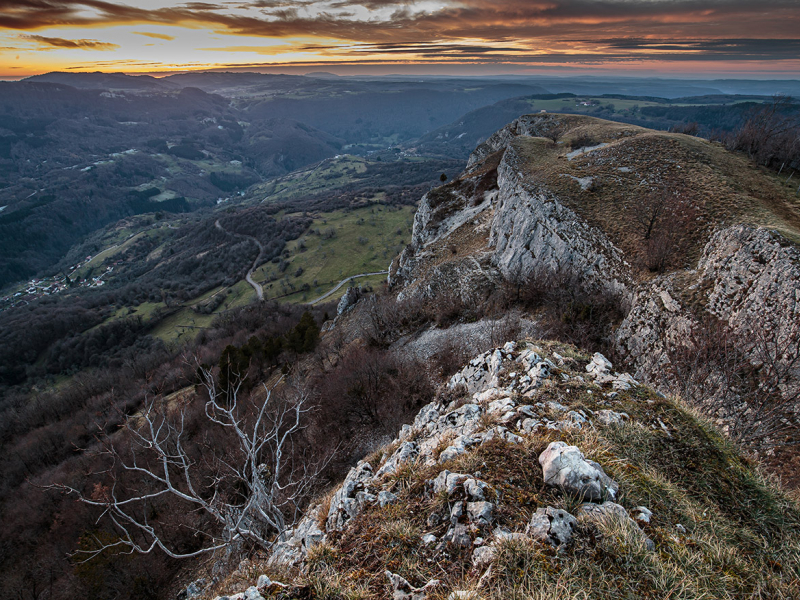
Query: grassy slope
258 204 414 304
104 204 412 342
248 340 800 600
509 115 800 272
253 155 371 204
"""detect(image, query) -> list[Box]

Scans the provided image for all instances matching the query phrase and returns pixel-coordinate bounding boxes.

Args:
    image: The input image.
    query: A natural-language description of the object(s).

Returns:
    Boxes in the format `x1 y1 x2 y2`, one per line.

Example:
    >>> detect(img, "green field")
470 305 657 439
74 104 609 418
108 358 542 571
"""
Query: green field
89 203 415 343
257 204 414 304
525 96 769 116
253 155 370 203
527 97 663 113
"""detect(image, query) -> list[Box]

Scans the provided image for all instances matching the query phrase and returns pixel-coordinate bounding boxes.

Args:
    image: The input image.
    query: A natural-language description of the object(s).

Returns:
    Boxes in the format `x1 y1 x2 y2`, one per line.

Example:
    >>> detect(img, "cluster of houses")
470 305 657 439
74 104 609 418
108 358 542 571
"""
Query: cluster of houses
0 256 115 312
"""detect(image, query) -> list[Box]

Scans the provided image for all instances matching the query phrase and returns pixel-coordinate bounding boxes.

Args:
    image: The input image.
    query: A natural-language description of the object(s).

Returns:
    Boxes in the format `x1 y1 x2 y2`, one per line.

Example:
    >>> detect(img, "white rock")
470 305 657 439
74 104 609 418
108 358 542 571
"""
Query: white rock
517 349 542 370
243 587 264 600
586 353 613 377
326 461 374 531
377 441 419 477
595 410 628 426
632 506 652 524
521 418 541 432
385 570 440 600
467 501 494 526
538 441 619 501
378 490 399 507
472 545 496 568
527 506 577 546
493 527 528 543
464 478 489 501
560 410 588 430
487 397 515 415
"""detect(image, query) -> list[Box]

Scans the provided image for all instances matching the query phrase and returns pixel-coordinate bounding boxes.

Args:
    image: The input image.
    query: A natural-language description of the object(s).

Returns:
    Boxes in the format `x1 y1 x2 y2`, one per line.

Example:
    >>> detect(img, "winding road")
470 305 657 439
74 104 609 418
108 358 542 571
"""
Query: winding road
215 219 264 301
308 270 388 305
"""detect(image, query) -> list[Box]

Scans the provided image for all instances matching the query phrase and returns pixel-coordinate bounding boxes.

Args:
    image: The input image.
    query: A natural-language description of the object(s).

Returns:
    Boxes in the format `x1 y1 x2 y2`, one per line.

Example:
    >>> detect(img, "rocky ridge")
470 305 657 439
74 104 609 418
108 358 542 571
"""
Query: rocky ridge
391 113 800 434
201 113 800 599
210 341 677 599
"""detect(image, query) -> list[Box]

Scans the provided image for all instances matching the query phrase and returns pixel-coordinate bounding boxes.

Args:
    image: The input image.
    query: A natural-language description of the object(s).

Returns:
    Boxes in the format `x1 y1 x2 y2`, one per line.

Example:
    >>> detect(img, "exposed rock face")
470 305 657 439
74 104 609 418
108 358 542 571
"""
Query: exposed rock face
326 461 374 531
617 226 800 401
337 285 362 315
394 112 799 433
489 148 632 297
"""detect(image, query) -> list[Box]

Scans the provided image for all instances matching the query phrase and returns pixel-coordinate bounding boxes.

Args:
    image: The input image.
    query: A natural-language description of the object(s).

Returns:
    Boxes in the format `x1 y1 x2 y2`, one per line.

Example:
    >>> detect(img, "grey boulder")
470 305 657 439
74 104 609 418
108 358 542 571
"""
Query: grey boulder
526 506 577 547
538 441 619 502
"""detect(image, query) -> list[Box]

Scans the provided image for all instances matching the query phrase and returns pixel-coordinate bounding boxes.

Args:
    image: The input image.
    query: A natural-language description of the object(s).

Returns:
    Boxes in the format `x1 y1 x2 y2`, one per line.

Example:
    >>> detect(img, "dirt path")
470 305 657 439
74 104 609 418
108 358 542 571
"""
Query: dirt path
309 271 388 305
215 219 264 301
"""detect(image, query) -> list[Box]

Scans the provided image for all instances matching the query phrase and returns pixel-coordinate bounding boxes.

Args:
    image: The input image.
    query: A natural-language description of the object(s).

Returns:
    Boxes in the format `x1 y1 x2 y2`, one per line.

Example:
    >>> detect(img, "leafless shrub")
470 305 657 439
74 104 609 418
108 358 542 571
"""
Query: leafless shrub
545 123 565 145
570 134 600 150
664 315 800 450
631 183 699 272
670 122 700 136
725 95 800 168
49 367 330 561
432 335 474 379
513 264 626 354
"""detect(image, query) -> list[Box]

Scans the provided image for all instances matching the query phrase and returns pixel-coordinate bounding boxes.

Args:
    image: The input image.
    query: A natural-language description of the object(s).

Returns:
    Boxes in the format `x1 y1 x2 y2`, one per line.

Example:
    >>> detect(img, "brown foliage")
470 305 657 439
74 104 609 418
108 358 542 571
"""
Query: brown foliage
725 95 800 169
664 314 800 450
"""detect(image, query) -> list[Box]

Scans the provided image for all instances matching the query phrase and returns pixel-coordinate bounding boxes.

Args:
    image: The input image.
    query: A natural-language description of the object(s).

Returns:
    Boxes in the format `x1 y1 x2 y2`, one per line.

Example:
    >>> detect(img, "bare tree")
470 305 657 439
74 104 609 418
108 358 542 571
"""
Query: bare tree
50 366 328 561
545 122 565 145
728 95 800 167
633 187 669 241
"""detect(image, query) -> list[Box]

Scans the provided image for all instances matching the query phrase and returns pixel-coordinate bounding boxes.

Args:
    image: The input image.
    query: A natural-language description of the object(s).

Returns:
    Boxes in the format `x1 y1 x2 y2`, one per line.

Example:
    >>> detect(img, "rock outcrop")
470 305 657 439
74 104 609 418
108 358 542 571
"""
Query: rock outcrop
265 342 650 573
392 112 800 434
617 225 800 391
538 441 619 502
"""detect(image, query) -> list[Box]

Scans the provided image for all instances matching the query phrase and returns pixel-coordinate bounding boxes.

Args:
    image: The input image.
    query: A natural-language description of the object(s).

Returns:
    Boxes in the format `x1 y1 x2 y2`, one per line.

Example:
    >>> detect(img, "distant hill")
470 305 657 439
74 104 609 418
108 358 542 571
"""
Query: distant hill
23 71 177 91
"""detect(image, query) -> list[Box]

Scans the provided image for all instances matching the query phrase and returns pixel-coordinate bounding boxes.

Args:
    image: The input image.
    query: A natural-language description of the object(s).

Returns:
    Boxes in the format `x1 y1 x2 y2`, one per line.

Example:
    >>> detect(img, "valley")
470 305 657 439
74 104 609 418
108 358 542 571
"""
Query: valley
0 71 799 600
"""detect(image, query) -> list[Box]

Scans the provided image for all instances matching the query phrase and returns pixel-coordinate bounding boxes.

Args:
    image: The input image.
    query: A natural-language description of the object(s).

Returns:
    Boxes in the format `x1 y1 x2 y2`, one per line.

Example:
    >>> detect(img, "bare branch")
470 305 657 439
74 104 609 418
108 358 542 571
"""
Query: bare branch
46 361 330 562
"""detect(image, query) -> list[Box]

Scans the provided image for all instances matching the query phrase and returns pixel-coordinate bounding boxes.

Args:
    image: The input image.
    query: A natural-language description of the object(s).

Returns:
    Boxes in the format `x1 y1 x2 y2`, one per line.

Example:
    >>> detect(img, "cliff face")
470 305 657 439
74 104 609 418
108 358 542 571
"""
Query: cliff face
392 112 800 440
617 225 800 385
489 145 632 297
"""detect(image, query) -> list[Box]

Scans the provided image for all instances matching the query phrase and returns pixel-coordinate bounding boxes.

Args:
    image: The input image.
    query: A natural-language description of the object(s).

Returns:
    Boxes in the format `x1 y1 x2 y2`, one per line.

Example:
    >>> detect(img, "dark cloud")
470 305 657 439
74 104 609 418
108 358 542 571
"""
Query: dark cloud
22 34 119 50
594 38 800 60
0 0 798 64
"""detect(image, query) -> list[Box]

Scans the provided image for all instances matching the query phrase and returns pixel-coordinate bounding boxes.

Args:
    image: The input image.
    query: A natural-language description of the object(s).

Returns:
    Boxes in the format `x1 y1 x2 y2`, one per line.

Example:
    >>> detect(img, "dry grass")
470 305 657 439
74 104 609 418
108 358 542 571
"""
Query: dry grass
294 341 800 599
510 115 800 276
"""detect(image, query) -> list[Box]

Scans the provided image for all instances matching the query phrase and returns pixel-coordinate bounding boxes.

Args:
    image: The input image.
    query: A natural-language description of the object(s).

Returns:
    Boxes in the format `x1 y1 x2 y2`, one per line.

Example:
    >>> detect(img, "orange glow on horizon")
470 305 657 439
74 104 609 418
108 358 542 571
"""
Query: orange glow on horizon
0 0 798 79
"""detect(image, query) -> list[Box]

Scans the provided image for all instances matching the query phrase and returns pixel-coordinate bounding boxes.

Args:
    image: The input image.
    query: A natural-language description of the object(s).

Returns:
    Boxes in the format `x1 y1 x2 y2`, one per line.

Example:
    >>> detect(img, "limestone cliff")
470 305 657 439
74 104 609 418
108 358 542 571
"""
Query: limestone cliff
392 112 800 439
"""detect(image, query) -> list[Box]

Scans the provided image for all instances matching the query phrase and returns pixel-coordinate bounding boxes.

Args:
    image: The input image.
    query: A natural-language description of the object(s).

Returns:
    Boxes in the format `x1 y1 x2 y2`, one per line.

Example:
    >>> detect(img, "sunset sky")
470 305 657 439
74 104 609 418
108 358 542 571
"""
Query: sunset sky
1 0 799 78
